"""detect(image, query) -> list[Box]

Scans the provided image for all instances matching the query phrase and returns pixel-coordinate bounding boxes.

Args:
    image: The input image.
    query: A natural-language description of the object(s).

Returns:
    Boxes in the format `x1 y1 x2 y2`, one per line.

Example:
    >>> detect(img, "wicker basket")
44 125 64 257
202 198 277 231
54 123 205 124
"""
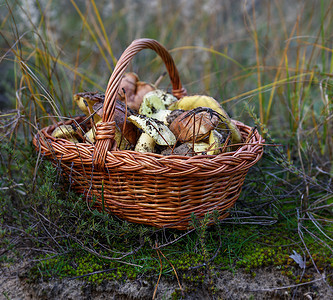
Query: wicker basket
33 38 264 230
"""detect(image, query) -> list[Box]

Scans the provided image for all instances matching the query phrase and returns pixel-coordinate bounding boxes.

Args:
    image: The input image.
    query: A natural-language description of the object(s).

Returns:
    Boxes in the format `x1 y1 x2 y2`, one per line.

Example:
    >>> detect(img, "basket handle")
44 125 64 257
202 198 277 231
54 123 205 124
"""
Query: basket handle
93 38 187 169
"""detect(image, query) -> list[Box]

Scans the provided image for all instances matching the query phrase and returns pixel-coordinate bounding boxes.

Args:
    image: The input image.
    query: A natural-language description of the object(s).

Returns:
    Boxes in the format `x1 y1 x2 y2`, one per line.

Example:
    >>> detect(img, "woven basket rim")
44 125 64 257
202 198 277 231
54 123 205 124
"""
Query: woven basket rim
35 116 264 158
33 116 264 178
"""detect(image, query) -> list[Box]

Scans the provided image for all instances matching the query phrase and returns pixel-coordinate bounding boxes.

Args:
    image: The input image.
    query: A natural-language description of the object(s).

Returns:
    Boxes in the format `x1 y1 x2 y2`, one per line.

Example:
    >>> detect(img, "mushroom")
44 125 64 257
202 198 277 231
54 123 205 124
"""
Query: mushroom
52 124 79 143
93 100 138 147
118 72 155 112
118 72 139 102
168 95 242 144
134 132 156 153
169 108 219 143
161 141 213 156
132 81 155 112
149 109 173 124
207 129 225 155
139 91 166 117
128 115 176 153
73 92 104 123
166 109 185 125
161 143 192 156
139 90 178 124
84 100 139 149
168 95 225 115
149 89 178 107
190 142 210 155
84 119 136 150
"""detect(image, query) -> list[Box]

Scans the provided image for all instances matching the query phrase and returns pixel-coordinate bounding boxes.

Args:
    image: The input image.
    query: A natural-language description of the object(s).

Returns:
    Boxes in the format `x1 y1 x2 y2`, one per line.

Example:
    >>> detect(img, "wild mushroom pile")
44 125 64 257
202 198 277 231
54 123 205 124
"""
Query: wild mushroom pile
51 72 243 156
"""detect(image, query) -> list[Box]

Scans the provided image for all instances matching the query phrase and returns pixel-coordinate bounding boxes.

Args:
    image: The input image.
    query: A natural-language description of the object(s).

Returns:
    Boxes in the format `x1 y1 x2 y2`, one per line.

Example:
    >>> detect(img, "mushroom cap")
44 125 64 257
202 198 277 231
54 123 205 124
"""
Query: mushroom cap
161 143 192 156
169 95 227 116
117 73 155 112
168 94 243 144
131 81 155 112
92 100 139 147
73 92 104 116
166 109 185 125
169 109 219 142
139 91 166 117
139 89 178 118
128 115 176 146
118 72 139 102
52 124 79 143
148 89 178 107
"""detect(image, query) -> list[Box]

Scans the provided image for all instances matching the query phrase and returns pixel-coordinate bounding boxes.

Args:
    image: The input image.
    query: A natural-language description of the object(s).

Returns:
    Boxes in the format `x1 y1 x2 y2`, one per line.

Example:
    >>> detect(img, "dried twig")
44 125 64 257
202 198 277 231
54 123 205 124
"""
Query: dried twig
152 242 163 300
157 246 184 297
249 276 326 292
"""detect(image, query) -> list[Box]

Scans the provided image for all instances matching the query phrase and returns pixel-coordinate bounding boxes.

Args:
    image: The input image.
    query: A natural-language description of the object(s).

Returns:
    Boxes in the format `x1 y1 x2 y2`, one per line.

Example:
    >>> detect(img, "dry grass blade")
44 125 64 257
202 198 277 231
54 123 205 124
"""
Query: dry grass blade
157 247 184 297
297 209 332 291
249 277 327 292
152 242 163 300
69 0 112 72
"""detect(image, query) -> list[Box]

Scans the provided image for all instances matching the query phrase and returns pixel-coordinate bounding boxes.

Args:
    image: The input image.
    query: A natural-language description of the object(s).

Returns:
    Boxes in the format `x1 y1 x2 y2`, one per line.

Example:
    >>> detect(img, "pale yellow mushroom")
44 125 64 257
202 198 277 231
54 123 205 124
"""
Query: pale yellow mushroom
134 132 156 153
83 122 99 144
52 124 79 143
139 90 176 124
150 109 173 125
139 91 166 117
186 142 210 155
149 89 178 107
207 129 225 155
73 92 103 123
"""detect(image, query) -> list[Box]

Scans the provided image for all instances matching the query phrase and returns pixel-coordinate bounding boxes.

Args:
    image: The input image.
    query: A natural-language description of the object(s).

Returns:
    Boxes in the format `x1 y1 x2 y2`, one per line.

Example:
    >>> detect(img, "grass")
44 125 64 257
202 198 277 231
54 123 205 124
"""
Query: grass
1 0 333 298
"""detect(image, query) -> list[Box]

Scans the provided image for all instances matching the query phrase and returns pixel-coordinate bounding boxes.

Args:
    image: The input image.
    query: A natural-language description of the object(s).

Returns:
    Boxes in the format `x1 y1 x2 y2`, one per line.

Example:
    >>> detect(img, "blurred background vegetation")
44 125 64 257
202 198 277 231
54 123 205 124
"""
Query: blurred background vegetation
0 0 332 297
1 0 332 163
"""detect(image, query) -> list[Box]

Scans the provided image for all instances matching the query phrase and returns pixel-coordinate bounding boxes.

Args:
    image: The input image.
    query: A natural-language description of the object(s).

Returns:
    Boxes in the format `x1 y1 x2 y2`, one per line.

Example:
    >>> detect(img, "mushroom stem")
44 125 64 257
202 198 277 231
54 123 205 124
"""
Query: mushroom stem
134 132 156 153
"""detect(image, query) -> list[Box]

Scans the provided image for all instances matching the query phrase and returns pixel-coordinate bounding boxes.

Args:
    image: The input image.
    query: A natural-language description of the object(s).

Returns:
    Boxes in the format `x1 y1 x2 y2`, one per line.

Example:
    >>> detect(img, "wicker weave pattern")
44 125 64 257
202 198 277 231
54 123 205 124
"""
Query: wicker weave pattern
37 119 263 176
33 39 264 230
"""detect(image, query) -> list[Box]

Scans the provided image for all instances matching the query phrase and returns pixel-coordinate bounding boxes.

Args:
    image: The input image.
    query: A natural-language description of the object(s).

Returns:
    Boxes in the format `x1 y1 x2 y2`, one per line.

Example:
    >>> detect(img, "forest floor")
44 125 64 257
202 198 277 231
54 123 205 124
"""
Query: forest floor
1 250 332 300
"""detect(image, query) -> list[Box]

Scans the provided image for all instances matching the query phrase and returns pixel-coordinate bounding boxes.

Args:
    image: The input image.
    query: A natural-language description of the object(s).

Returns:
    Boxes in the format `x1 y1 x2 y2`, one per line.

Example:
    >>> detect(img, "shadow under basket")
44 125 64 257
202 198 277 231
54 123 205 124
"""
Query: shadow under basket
33 38 264 230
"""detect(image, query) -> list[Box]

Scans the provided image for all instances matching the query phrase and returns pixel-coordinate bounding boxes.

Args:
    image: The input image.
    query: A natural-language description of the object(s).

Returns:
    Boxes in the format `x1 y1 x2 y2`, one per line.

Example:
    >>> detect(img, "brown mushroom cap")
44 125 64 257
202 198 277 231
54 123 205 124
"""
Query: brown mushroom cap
118 72 139 103
131 81 155 112
169 109 219 142
117 73 155 112
161 143 192 156
92 100 139 147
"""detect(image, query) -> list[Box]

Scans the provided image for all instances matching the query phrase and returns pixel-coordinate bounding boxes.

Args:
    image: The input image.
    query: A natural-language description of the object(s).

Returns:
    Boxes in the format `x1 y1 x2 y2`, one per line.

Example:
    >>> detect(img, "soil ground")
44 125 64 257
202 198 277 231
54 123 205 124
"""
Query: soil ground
1 256 332 300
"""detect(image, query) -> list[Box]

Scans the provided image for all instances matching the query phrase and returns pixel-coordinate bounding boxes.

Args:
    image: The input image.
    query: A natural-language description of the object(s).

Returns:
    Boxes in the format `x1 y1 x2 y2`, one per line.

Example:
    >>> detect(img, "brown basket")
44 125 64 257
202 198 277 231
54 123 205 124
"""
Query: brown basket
33 38 264 230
